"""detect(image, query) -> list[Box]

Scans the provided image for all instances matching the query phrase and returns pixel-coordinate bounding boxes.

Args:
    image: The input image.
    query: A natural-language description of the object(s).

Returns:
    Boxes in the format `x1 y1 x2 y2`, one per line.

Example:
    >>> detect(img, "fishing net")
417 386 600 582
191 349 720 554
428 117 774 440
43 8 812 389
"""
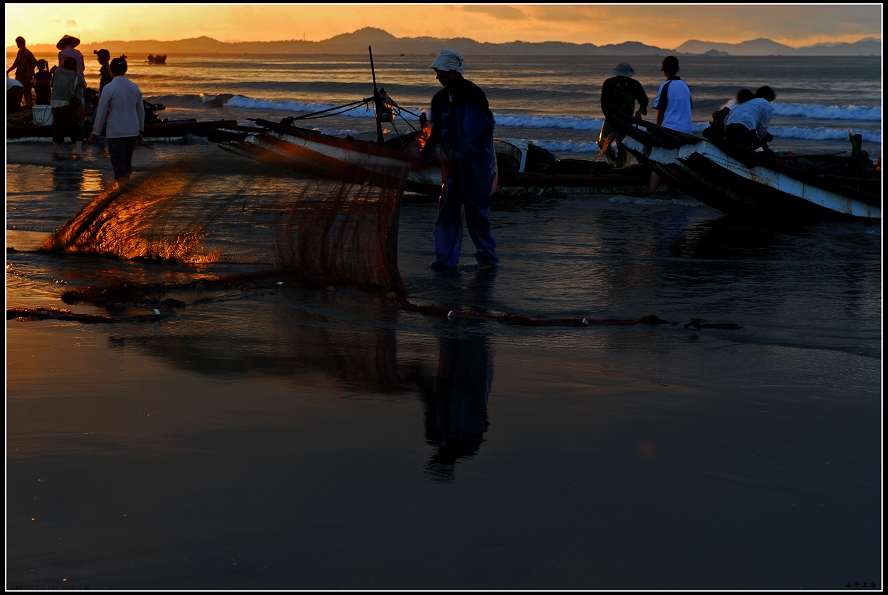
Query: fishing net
39 158 409 297
9 156 712 330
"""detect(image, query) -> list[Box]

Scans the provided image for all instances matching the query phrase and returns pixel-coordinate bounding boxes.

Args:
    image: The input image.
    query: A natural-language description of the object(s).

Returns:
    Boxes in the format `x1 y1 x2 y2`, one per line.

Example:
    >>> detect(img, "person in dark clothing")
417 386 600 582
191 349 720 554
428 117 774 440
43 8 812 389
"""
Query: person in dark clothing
6 36 37 108
32 60 52 105
599 61 649 168
94 49 112 94
420 49 499 270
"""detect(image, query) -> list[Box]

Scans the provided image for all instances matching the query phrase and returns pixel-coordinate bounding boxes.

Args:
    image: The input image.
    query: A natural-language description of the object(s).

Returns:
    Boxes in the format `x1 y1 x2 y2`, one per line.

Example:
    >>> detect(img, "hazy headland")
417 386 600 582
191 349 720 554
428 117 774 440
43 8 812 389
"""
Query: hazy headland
8 27 881 56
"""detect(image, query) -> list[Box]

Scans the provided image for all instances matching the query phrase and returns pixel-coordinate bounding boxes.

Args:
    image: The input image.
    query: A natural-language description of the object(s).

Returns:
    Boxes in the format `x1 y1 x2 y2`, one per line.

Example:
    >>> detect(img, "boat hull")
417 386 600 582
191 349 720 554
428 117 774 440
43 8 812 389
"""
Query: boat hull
218 121 657 199
615 116 880 221
217 120 443 195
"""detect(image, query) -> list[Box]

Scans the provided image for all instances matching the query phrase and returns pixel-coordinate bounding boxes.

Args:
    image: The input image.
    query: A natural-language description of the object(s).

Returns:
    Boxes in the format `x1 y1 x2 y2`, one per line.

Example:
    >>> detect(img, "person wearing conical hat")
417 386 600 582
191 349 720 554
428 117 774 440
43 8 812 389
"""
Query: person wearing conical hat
57 34 86 120
421 49 499 270
598 61 648 168
57 34 85 75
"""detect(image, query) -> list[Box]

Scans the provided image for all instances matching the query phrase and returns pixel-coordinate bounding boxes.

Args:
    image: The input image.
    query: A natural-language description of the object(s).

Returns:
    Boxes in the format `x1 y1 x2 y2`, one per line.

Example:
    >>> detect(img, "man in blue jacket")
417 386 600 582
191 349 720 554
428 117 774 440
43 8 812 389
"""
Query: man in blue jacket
421 49 499 270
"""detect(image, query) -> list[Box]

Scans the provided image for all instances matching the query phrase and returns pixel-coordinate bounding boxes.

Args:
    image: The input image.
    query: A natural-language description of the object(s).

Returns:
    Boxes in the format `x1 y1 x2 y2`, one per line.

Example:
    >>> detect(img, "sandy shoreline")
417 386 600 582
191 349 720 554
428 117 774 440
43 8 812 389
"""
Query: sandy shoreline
7 135 881 588
7 303 881 588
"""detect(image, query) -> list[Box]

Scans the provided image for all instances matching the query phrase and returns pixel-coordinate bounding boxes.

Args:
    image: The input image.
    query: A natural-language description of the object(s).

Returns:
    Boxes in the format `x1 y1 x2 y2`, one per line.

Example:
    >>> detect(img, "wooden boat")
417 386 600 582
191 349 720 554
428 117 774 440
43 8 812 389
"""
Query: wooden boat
214 117 444 195
214 118 655 198
609 114 880 220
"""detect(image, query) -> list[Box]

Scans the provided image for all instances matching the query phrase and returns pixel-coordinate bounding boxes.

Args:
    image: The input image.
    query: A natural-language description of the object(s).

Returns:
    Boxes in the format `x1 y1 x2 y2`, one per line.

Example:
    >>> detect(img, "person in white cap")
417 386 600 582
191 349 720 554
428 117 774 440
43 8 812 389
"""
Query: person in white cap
421 49 499 270
599 62 648 168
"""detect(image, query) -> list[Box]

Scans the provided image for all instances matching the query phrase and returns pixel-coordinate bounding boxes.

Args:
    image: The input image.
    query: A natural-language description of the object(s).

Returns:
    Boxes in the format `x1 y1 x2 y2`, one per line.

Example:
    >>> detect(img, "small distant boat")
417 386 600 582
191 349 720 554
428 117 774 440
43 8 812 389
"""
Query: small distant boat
609 114 881 220
147 54 167 65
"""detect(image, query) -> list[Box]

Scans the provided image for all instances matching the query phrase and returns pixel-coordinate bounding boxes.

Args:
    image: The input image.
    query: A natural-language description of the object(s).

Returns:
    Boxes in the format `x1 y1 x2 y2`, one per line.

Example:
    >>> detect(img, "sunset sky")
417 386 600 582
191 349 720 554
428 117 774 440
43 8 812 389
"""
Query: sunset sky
4 3 882 50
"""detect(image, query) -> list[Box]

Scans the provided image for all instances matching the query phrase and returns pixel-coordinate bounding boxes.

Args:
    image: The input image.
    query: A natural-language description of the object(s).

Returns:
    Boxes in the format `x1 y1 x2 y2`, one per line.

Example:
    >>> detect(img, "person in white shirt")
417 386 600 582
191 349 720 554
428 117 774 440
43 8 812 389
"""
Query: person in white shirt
725 86 777 151
650 55 693 195
87 58 145 184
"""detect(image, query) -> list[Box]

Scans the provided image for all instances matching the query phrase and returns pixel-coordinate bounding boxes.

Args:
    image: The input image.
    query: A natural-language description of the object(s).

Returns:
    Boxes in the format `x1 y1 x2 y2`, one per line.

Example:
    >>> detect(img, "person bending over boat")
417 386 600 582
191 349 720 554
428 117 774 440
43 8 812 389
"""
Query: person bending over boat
6 77 25 115
649 56 693 195
724 86 777 152
599 61 649 168
421 49 499 270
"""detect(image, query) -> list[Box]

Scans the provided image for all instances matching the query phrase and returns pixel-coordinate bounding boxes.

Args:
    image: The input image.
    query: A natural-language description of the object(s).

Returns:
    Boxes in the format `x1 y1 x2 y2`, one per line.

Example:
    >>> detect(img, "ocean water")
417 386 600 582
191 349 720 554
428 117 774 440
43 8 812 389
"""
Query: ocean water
5 53 883 589
9 53 880 155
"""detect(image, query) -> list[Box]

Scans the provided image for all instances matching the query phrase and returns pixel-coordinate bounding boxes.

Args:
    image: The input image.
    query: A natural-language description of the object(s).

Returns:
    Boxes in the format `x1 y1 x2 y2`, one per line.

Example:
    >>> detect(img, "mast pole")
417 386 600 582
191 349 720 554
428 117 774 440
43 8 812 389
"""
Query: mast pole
369 45 385 145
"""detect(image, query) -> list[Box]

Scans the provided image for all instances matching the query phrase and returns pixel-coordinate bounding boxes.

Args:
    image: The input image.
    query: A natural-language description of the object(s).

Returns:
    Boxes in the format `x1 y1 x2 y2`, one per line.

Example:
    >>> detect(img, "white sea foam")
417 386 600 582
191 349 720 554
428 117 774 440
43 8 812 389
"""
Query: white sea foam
212 94 881 146
772 102 881 121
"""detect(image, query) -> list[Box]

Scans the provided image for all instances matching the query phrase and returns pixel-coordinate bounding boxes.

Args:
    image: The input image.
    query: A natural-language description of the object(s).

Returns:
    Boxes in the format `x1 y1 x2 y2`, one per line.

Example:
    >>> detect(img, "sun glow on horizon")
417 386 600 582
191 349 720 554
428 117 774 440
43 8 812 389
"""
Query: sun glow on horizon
4 3 882 51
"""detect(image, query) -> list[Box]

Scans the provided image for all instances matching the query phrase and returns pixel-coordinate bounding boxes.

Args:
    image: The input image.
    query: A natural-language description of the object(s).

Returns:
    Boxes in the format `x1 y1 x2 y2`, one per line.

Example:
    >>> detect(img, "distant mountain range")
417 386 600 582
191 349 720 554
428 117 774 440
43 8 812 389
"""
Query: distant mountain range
9 28 881 57
674 37 881 56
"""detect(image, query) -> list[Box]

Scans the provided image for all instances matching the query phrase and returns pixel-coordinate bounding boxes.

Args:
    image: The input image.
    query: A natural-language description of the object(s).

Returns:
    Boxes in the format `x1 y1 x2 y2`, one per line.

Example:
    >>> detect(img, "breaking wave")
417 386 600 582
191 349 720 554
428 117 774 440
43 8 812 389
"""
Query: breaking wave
772 102 881 121
181 93 881 145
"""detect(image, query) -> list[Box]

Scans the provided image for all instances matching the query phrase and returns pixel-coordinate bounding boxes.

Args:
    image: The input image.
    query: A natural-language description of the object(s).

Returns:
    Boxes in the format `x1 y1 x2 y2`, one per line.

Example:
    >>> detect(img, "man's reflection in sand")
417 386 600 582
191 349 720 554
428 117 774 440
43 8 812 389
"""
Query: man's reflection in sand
418 268 498 482
422 330 493 481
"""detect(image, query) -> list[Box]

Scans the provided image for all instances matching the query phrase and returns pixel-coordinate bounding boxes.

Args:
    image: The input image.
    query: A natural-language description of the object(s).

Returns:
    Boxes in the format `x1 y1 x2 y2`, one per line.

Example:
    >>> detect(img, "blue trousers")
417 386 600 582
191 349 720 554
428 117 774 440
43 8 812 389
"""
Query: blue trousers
107 136 138 179
431 166 498 268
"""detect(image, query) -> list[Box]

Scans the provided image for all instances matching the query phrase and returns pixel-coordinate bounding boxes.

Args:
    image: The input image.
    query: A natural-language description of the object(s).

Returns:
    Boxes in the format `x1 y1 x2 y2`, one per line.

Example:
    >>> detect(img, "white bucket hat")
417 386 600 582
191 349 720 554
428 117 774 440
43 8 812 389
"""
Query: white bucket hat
613 62 635 77
430 49 464 74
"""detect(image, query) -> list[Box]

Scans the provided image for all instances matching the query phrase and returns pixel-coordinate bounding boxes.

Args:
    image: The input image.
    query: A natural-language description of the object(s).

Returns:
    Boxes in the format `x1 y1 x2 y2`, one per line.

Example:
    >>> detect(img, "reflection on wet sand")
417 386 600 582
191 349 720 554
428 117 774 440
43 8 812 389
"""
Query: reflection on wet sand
50 165 108 197
112 281 497 480
420 332 493 482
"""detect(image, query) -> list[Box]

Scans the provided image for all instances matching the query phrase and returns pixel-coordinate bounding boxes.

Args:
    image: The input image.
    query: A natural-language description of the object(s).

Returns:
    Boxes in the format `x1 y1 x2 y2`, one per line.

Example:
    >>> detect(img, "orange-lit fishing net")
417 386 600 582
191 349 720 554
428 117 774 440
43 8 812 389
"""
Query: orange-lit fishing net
39 159 409 297
10 158 697 329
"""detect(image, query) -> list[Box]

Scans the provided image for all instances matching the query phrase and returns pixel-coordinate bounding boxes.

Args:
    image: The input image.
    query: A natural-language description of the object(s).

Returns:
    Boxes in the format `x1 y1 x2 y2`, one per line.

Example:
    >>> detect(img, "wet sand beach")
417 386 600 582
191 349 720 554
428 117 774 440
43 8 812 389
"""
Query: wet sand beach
6 137 881 589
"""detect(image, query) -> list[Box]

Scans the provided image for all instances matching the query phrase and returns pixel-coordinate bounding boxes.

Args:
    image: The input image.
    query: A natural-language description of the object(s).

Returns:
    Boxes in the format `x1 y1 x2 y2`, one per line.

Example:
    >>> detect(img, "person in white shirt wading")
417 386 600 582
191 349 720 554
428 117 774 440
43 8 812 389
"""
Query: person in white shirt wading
649 55 693 196
87 57 144 185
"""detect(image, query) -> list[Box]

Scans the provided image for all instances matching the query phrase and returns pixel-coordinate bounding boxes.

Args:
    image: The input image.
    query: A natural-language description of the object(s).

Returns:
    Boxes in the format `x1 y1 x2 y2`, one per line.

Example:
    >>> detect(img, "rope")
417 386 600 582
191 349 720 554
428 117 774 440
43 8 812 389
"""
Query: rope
395 297 671 327
7 280 741 330
285 98 372 121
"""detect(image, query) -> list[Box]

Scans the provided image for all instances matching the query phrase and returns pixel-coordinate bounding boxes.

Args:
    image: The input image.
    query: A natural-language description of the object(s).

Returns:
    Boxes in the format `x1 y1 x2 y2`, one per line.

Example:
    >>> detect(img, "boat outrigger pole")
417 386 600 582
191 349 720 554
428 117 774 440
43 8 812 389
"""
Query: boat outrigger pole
369 45 385 145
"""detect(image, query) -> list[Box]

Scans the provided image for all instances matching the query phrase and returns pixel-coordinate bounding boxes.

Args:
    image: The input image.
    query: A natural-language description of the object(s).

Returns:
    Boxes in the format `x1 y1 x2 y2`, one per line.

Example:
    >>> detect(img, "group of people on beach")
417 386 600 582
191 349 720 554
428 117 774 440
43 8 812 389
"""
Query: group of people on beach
598 56 775 192
7 34 145 183
419 50 777 271
7 40 776 271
